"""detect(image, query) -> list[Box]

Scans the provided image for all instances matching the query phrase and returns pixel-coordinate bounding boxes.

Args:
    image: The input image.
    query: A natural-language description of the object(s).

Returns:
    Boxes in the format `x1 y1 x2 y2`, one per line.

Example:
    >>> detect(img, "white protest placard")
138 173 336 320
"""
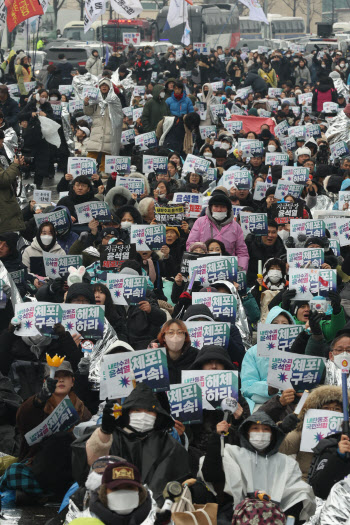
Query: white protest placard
298 92 313 105
267 351 326 391
25 396 80 446
82 86 99 103
14 303 40 336
185 321 231 349
67 157 97 177
182 369 239 410
68 100 84 114
268 87 282 97
142 155 168 174
43 253 83 278
105 156 131 174
265 153 289 166
274 181 303 200
289 268 337 300
199 125 216 139
123 32 140 45
330 141 349 158
323 102 339 113
59 85 74 97
107 274 147 305
133 107 143 122
240 212 268 237
24 81 37 93
210 81 223 91
133 86 146 97
192 292 237 323
134 131 157 150
74 201 111 224
282 166 310 185
7 84 19 96
290 219 326 240
61 304 105 339
253 181 267 201
188 256 238 285
287 248 324 269
338 191 350 212
33 190 52 205
115 176 145 196
223 120 243 134
130 224 166 250
300 409 344 452
182 154 210 175
193 42 209 54
121 129 135 145
257 324 304 357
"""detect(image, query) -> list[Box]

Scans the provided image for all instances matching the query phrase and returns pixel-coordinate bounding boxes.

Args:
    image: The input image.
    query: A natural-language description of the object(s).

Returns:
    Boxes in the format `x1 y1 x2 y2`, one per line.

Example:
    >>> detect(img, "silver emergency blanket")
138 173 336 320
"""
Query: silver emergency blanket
3 126 18 161
304 478 350 525
0 260 22 308
111 67 135 104
312 195 335 212
88 318 119 390
329 71 349 98
61 103 75 157
72 72 99 101
97 84 123 156
325 109 350 147
324 359 350 388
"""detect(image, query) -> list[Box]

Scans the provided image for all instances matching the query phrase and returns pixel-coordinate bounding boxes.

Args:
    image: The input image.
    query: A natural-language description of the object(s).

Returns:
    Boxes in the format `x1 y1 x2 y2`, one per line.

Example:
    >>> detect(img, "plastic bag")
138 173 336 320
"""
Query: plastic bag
38 116 61 148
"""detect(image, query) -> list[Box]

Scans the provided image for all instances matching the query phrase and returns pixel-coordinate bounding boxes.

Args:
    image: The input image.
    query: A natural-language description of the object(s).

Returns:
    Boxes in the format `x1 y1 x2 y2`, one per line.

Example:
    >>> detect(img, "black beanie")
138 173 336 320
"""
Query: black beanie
304 236 325 249
208 193 232 210
66 283 95 304
290 300 309 317
0 232 18 255
265 185 276 197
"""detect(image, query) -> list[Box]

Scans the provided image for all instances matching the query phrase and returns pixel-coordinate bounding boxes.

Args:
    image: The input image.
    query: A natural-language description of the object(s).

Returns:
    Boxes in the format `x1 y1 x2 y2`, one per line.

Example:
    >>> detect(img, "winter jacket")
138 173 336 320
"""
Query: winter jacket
86 56 103 77
243 70 268 95
19 99 54 121
15 65 31 95
104 185 136 214
166 91 194 117
279 385 344 481
186 207 249 270
312 85 338 113
54 205 79 253
0 162 25 234
57 186 99 220
165 342 198 385
293 65 311 85
245 234 286 287
83 101 113 155
134 59 152 84
22 237 66 275
141 84 170 132
258 67 278 88
0 96 20 128
241 306 295 408
75 383 191 504
292 308 346 344
55 59 73 85
201 411 315 519
0 372 22 456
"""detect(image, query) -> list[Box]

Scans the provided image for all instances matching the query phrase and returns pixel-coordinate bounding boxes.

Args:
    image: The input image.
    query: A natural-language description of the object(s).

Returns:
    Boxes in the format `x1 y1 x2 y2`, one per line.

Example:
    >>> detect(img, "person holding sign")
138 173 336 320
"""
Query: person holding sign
0 361 91 503
22 221 66 277
186 193 249 269
81 383 191 505
57 176 99 223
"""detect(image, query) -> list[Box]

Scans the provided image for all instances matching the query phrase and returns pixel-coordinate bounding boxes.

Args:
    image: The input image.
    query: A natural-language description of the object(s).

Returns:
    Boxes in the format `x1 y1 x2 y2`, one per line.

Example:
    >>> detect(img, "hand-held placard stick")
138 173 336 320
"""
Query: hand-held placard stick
258 260 263 292
334 354 350 459
220 397 238 457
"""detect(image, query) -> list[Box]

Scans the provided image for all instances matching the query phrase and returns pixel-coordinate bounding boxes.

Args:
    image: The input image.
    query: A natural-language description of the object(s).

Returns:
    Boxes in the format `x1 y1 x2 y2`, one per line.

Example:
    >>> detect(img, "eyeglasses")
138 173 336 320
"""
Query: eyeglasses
166 330 185 337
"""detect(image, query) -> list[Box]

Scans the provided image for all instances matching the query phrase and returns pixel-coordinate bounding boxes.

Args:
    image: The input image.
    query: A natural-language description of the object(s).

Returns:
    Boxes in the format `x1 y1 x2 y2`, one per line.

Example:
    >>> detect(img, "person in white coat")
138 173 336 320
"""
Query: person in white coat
86 50 103 77
22 221 66 276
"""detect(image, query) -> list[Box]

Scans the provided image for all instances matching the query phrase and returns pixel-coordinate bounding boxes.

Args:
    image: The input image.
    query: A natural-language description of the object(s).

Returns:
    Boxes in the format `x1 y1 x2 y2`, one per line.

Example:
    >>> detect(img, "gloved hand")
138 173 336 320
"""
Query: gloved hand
50 277 65 295
328 290 342 315
53 322 66 338
308 311 323 335
279 413 299 434
9 317 21 333
78 356 90 375
37 378 57 404
281 289 296 311
101 398 116 435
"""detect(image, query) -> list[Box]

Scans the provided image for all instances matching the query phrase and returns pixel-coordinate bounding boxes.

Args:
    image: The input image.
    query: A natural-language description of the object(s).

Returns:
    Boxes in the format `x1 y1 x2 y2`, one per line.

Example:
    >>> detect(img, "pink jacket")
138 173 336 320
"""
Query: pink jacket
186 215 249 270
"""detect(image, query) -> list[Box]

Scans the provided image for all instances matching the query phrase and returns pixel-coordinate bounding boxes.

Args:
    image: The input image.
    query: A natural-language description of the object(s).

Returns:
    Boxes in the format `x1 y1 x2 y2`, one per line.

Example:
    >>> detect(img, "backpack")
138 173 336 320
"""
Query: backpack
232 498 286 525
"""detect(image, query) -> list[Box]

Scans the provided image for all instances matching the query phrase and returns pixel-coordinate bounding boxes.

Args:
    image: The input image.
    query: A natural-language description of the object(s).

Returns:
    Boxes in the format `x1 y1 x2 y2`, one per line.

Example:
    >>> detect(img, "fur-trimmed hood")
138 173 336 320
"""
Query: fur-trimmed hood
296 385 344 431
105 186 139 214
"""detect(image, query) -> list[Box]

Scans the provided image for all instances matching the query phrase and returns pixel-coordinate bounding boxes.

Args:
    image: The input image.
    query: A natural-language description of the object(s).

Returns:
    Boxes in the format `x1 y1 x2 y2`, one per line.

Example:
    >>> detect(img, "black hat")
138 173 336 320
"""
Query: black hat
208 193 232 210
0 232 18 254
304 236 325 249
265 185 276 197
189 345 237 370
213 147 227 159
65 283 95 304
290 300 309 317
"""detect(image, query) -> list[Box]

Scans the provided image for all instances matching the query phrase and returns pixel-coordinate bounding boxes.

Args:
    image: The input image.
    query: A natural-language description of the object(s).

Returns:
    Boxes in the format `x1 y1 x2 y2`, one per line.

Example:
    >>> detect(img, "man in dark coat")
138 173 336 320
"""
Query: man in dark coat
0 85 20 129
55 53 73 85
243 66 268 95
141 84 170 133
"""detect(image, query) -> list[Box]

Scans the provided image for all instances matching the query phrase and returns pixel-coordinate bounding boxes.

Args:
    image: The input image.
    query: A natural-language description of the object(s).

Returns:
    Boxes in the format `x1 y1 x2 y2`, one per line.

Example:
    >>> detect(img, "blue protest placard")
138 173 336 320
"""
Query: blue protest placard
115 176 145 196
142 155 168 174
61 304 105 339
185 321 230 349
182 154 210 175
67 157 97 177
287 248 324 269
240 212 268 237
265 153 289 166
330 141 349 158
35 303 62 337
43 254 83 278
267 351 326 392
237 271 247 295
105 156 131 174
75 201 111 224
290 219 326 240
282 166 310 185
35 209 71 234
182 370 239 410
107 274 147 305
257 324 304 357
192 292 237 323
130 224 166 251
168 384 203 424
188 256 237 285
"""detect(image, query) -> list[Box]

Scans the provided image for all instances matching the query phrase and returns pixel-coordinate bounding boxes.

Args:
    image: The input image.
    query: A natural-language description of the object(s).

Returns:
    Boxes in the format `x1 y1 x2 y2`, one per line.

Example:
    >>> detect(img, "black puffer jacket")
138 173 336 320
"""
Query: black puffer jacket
57 187 99 220
245 234 286 287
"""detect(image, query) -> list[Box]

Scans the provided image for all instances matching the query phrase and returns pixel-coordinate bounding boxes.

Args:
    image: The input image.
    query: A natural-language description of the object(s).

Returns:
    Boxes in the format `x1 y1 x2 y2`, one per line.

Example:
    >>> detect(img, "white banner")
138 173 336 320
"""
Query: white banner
84 0 107 33
111 0 143 19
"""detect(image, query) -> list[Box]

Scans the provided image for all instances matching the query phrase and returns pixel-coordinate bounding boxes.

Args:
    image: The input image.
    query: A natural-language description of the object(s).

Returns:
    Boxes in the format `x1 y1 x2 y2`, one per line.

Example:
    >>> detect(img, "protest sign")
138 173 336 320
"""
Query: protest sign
172 193 203 219
82 86 99 103
122 107 133 118
43 254 83 278
33 190 51 205
330 141 349 158
222 169 252 190
268 87 282 97
237 271 247 295
265 153 289 166
121 129 135 145
280 135 297 152
324 217 350 247
130 224 165 251
9 269 26 289
300 409 344 452
287 248 324 269
123 32 140 45
15 303 40 336
199 125 216 139
115 176 145 196
67 157 97 177
223 121 243 134
133 86 146 97
69 100 84 114
182 154 210 175
207 168 217 183
192 292 237 323
258 46 269 54
25 396 79 446
24 81 37 93
133 107 143 122
257 324 304 357
211 81 224 91
105 156 131 174
35 209 70 234
50 101 62 117
35 303 62 337
270 202 304 224
154 204 186 226
142 156 168 174
298 92 313 105
288 125 306 138
107 274 147 305
323 102 339 113
168 384 202 424
239 140 263 157
330 240 340 256
274 120 289 138
182 370 239 410
134 132 157 150
290 219 325 239
193 42 208 54
253 181 267 201
282 166 310 185
59 85 74 96
188 256 237 285
240 212 268 237
185 321 230 349
100 245 131 272
61 304 105 339
100 347 169 399
289 268 337 299
210 104 226 119
267 351 326 392
305 124 321 139
75 201 111 224
275 181 303 200
338 191 350 212
180 252 207 278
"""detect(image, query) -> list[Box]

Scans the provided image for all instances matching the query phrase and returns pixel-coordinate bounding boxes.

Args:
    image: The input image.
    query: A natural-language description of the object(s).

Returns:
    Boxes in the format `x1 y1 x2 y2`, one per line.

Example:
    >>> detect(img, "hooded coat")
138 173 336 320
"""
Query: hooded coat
86 55 103 77
241 306 295 409
245 232 286 287
73 383 191 504
104 185 137 212
221 412 315 520
0 162 25 234
279 385 344 482
53 205 79 253
186 206 249 270
141 84 170 132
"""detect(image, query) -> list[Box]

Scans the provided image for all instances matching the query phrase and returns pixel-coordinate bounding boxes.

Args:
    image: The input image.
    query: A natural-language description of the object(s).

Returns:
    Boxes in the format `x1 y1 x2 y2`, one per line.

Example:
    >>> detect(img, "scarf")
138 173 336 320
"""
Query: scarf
183 121 194 155
174 93 183 100
143 257 156 283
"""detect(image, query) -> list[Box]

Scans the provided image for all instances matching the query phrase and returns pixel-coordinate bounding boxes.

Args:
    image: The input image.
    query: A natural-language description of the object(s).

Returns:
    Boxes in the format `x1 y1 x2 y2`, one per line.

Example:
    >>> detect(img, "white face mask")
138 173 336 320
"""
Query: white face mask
267 269 282 283
340 63 346 68
249 431 271 450
158 193 167 199
129 412 156 433
203 152 213 158
121 221 132 229
267 144 276 152
168 57 175 62
221 142 230 150
40 235 53 246
165 334 185 352
321 64 326 68
107 490 139 515
212 211 227 221
85 470 102 491
159 92 165 99
278 229 289 242
39 97 47 104
50 96 58 101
